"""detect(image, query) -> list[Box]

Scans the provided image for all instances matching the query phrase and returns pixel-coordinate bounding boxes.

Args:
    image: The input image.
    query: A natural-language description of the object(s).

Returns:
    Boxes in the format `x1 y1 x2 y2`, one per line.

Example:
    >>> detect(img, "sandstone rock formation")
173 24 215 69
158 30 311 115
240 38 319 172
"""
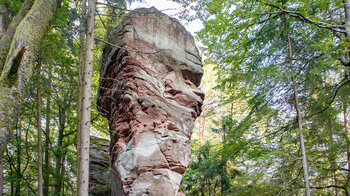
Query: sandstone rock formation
89 136 111 195
97 7 204 196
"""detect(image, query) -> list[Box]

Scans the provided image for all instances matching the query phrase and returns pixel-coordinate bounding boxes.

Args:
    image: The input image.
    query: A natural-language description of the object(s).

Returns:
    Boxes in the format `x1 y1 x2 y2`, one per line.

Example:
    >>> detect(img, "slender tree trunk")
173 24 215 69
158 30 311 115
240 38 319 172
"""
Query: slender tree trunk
344 103 350 196
9 163 13 196
344 0 350 39
55 132 62 193
60 155 66 196
43 68 52 196
0 5 8 37
334 167 339 196
287 34 311 196
329 109 340 196
15 127 21 196
0 6 5 37
346 151 350 196
55 106 65 194
77 0 96 195
340 0 350 66
76 0 86 188
37 53 43 196
200 117 206 138
208 179 211 196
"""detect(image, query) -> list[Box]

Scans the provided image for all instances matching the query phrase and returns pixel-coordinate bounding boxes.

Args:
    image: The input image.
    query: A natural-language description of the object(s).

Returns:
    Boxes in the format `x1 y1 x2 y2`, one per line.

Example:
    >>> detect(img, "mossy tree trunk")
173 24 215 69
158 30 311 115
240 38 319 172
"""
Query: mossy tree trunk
0 6 7 196
0 0 61 160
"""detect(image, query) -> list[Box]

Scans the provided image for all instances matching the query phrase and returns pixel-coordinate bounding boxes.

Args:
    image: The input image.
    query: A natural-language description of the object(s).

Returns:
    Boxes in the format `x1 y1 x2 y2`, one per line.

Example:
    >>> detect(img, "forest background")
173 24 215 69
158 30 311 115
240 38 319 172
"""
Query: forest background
0 0 350 195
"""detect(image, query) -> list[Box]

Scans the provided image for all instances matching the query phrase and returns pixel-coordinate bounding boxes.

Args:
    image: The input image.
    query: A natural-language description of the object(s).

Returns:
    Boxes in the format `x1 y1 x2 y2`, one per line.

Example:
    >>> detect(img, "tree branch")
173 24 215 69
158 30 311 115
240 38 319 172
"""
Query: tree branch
310 185 345 190
256 0 345 33
305 79 350 119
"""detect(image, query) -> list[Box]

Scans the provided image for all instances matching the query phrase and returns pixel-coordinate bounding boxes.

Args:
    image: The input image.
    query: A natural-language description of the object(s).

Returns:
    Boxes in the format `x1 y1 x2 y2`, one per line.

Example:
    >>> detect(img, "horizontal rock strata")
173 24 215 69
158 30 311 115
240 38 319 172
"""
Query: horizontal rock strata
97 7 204 196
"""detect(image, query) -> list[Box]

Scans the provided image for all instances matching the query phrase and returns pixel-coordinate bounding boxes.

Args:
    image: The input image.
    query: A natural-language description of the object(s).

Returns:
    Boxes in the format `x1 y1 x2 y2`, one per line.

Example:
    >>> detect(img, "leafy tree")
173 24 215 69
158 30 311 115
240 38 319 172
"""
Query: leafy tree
180 0 350 195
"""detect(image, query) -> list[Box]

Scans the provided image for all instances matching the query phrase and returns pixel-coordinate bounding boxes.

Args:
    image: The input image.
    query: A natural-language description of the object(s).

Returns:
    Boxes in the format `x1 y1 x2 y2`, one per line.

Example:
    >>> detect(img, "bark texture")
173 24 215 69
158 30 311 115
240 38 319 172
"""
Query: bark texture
0 0 60 152
0 0 34 73
77 0 96 195
76 0 86 186
0 6 6 196
97 7 204 196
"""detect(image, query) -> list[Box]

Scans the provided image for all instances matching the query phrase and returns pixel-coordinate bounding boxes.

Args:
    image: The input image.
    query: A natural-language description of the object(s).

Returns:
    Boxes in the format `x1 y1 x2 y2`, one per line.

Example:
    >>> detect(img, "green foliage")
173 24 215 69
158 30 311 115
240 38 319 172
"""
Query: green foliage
180 0 350 195
182 140 237 195
0 0 23 19
1 0 127 194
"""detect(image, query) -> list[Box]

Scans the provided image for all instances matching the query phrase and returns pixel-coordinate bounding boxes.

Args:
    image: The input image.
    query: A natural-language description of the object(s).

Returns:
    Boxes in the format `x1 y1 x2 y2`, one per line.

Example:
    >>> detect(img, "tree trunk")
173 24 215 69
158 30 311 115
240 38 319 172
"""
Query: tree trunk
77 0 96 194
0 5 8 196
37 53 43 196
0 5 8 38
201 117 206 138
9 161 13 196
287 34 311 196
15 127 21 196
60 155 66 196
43 67 52 196
76 0 86 190
0 5 6 195
0 0 61 176
346 150 350 196
55 105 66 195
342 102 350 196
344 0 350 38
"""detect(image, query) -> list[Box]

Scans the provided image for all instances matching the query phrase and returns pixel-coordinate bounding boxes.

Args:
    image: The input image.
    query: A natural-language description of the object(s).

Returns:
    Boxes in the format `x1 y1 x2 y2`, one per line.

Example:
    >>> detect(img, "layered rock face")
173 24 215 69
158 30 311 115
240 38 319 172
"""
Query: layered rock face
97 7 204 196
89 136 111 195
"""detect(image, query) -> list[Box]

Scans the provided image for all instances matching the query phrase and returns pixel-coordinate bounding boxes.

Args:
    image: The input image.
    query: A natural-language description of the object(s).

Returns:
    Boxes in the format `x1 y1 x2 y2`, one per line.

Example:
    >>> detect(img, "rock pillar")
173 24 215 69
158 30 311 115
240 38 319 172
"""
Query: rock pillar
97 7 204 196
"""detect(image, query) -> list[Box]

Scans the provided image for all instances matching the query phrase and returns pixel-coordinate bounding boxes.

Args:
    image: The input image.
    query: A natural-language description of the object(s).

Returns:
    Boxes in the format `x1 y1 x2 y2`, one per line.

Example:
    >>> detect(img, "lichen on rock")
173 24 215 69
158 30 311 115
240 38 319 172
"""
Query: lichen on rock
97 7 204 196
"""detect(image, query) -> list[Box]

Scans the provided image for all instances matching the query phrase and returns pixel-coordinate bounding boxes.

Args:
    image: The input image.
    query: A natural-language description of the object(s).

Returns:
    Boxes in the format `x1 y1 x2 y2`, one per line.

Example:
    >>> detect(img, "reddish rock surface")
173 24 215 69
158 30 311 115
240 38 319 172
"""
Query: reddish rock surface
97 7 204 196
